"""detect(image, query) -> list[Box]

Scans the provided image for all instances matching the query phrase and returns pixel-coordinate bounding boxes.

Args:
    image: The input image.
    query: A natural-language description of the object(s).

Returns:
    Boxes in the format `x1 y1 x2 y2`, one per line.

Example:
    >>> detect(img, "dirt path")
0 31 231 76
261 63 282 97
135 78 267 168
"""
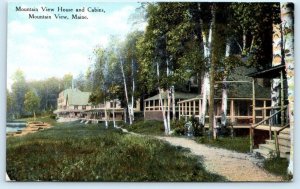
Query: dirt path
156 136 282 182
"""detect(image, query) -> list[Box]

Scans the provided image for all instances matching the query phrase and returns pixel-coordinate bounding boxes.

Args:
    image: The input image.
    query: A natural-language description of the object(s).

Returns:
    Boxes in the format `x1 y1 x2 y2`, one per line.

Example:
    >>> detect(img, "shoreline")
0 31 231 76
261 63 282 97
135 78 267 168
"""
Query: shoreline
6 121 52 137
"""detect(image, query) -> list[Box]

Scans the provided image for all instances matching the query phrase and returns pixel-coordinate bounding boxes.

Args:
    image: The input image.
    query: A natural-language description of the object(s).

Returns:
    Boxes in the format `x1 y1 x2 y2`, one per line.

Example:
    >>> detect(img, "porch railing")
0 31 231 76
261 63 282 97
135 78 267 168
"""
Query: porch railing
250 105 289 156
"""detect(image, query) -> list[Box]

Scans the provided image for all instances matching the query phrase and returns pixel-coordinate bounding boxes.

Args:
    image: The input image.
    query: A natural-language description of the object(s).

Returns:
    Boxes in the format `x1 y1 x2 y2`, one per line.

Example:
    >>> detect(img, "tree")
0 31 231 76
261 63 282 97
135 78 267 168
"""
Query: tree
137 3 206 134
24 89 40 119
280 2 294 176
89 37 124 128
120 31 144 124
74 72 87 91
11 69 27 118
62 73 73 89
6 90 14 119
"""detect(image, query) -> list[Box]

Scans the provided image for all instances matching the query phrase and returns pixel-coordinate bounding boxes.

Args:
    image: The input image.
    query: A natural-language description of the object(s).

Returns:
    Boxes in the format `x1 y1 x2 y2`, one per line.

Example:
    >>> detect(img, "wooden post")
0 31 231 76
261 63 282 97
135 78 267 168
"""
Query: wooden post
144 101 146 117
185 102 187 116
213 115 217 139
193 100 196 116
280 71 285 126
274 131 280 157
153 100 155 110
179 103 181 119
199 99 201 117
269 111 272 140
263 100 266 124
189 101 191 117
250 79 255 152
230 100 234 123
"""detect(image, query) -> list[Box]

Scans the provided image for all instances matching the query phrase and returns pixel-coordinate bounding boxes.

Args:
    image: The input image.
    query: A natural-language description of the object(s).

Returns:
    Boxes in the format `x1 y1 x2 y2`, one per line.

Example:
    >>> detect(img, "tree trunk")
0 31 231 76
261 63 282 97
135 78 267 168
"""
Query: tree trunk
171 86 176 121
158 88 168 134
249 36 255 54
104 100 108 128
208 4 216 139
198 3 212 127
131 59 135 122
167 88 171 132
281 2 294 176
157 62 169 134
271 24 282 125
221 40 230 126
242 28 246 55
112 100 116 128
200 73 209 126
120 58 132 125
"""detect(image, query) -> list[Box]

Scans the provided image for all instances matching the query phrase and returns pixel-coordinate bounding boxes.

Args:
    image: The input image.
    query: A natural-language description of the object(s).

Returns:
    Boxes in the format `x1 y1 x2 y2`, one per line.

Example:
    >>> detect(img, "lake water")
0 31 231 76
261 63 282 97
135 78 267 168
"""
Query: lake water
6 122 27 133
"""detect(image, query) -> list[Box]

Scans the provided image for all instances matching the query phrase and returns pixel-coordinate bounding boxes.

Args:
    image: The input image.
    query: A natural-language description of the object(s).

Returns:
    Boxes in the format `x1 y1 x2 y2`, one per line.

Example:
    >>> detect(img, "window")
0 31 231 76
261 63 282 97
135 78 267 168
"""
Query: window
74 105 78 110
82 105 86 110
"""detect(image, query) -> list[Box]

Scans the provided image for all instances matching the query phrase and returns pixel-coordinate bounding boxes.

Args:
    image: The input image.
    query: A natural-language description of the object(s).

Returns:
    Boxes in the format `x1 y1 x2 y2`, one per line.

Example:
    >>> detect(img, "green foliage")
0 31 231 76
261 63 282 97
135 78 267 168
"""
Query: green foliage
7 90 13 118
10 69 27 118
171 118 186 136
263 157 291 180
137 3 205 92
24 89 40 115
229 3 280 68
195 136 250 153
171 117 203 136
62 73 73 89
7 122 225 181
189 116 204 137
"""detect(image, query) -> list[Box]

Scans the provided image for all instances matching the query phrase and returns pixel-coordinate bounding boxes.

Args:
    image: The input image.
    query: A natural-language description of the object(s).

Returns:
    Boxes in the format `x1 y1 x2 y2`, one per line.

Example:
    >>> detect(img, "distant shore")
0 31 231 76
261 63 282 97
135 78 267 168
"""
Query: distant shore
7 121 52 137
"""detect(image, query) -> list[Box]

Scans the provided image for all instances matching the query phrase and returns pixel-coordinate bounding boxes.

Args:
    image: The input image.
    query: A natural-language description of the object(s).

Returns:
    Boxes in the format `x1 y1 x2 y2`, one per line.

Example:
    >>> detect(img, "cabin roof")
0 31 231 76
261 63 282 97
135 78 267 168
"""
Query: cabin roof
216 82 270 98
222 66 270 98
144 92 198 101
247 64 286 78
62 88 91 105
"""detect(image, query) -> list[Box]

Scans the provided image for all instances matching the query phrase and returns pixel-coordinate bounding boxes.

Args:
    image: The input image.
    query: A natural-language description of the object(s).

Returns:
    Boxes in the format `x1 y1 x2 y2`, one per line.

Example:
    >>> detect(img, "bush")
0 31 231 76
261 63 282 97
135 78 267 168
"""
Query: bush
49 114 57 119
171 118 186 136
189 116 204 137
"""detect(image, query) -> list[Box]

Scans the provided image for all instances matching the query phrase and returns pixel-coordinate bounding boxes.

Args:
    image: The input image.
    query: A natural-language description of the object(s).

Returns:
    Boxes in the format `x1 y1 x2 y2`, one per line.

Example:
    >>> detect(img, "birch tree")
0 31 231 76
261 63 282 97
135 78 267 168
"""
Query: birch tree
197 3 214 132
119 57 132 125
280 2 294 176
221 40 231 126
120 31 143 125
271 23 282 124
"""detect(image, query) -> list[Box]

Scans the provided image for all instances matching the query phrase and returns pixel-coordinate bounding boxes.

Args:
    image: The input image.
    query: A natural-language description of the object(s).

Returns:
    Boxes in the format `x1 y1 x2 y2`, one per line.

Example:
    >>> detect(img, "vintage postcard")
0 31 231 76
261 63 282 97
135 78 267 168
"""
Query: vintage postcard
6 1 294 182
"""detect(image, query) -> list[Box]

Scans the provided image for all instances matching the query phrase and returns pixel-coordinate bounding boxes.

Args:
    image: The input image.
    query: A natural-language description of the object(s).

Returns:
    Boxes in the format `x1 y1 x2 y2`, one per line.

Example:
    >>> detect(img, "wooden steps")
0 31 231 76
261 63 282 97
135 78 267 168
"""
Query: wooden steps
253 127 290 159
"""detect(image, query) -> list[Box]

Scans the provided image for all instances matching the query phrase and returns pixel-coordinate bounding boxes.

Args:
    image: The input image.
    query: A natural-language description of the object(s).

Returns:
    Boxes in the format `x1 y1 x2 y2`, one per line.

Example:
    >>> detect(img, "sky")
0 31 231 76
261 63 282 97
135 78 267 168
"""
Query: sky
7 2 146 90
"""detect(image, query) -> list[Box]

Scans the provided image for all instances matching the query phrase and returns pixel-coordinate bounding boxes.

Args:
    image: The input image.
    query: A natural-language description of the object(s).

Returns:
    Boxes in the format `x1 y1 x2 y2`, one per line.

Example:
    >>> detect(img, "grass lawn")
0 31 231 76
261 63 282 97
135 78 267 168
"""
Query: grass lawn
6 121 225 181
263 157 292 180
123 120 165 136
195 136 250 153
16 115 57 125
123 120 250 154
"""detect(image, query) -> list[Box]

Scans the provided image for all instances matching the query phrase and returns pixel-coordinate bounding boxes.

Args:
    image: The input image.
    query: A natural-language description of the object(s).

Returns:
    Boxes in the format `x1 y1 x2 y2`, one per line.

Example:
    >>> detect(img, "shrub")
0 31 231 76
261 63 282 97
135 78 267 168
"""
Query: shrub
189 116 204 137
171 118 186 136
49 114 57 119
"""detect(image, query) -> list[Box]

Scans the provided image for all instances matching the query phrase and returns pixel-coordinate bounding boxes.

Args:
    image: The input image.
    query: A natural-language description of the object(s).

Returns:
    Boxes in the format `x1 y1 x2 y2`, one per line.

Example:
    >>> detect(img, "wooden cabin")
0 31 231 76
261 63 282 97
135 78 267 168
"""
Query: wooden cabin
178 82 271 128
144 92 198 121
248 64 290 159
82 100 124 123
